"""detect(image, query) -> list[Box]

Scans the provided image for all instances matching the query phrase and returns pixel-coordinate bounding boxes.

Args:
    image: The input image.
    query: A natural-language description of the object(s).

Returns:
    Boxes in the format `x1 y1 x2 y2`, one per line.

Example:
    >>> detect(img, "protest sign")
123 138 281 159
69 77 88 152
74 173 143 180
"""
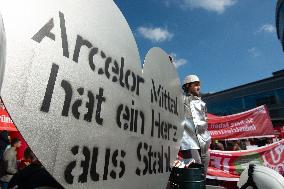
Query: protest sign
208 139 284 181
208 105 274 140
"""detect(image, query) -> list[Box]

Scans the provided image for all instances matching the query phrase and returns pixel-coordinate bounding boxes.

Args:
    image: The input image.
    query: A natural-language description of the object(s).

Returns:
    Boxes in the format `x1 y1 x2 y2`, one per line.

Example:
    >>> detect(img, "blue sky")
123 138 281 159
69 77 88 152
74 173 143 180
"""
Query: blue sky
115 0 284 93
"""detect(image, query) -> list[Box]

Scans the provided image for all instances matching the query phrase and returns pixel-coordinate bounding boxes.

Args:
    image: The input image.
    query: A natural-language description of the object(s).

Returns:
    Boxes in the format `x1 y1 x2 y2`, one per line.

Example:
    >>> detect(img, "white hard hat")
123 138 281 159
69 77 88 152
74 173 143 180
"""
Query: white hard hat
183 75 200 86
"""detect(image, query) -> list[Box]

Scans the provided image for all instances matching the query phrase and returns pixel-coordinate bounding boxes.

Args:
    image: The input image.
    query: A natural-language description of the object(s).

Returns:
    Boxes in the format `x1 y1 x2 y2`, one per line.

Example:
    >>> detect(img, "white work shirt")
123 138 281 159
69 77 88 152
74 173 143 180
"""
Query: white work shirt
180 94 211 150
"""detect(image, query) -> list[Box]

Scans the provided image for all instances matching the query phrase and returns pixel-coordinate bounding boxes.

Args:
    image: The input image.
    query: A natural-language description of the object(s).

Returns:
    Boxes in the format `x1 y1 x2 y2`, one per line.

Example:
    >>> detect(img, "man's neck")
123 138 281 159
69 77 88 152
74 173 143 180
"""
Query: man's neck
188 93 199 97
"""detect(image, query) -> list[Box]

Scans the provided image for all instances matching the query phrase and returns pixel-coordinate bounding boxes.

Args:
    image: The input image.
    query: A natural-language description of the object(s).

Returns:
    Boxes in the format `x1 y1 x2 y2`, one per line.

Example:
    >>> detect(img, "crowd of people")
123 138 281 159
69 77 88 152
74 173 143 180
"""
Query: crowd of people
0 131 63 189
210 137 281 151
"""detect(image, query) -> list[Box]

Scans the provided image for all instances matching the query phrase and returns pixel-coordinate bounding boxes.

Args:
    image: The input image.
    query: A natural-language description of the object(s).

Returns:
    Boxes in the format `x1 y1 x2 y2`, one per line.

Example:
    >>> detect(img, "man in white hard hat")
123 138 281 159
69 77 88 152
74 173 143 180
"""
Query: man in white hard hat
179 75 211 175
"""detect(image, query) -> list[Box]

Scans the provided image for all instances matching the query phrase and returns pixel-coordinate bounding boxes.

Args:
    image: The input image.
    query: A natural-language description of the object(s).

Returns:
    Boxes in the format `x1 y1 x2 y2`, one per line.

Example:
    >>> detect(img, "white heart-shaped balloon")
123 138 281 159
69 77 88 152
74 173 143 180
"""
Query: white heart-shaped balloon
0 0 184 188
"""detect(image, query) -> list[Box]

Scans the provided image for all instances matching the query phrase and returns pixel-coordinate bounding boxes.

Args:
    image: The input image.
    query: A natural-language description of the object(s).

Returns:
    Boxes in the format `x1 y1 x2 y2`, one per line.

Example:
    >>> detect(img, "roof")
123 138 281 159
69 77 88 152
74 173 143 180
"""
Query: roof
204 69 284 97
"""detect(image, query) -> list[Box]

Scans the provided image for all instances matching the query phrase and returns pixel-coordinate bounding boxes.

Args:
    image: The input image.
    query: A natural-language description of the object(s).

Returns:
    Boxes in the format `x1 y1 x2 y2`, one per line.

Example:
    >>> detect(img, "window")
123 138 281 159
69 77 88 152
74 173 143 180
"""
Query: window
206 98 243 115
270 108 284 118
276 88 284 104
255 95 276 106
244 91 276 109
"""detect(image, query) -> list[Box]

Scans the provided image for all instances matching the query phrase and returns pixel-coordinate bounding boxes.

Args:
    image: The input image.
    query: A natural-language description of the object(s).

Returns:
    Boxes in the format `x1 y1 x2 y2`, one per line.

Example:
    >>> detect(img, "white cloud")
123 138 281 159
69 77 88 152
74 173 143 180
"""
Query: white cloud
248 47 260 57
170 53 187 68
258 24 276 33
163 0 171 7
180 0 237 14
137 26 173 42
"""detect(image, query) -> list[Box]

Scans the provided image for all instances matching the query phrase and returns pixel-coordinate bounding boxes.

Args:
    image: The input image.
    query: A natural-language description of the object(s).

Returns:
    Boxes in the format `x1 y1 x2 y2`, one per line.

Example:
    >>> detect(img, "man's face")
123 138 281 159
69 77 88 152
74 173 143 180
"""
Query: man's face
188 81 200 96
15 141 21 149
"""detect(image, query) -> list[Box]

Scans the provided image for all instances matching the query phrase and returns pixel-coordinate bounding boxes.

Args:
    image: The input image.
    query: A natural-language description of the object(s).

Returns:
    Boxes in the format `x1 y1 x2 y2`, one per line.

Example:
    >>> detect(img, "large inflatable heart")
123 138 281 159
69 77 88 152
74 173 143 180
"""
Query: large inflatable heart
0 0 184 188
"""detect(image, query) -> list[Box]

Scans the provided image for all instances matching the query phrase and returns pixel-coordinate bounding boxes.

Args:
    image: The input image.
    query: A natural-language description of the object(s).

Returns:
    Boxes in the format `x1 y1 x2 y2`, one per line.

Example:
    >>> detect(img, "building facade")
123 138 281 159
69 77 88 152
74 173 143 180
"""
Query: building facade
203 70 284 127
276 0 284 51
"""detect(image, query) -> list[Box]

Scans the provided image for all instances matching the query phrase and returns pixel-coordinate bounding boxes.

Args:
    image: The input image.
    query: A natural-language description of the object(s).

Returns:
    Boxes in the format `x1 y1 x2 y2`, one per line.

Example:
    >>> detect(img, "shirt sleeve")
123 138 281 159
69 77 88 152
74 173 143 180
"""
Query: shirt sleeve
5 150 17 174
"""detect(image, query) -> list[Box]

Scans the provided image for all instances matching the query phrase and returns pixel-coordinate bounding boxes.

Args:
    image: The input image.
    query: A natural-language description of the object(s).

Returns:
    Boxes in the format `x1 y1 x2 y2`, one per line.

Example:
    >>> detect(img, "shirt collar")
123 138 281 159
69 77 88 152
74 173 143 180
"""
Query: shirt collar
187 93 201 100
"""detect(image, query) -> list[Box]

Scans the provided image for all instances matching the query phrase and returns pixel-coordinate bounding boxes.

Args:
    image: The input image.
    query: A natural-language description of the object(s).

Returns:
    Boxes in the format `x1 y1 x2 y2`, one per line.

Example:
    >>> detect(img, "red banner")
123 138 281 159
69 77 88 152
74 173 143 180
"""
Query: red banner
207 139 284 181
0 106 17 131
208 105 274 140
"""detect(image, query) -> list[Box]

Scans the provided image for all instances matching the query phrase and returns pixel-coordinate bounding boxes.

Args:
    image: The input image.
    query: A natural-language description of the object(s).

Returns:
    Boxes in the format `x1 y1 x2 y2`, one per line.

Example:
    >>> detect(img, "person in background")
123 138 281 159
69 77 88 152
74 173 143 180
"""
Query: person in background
17 147 33 170
215 140 225 151
239 139 247 150
0 131 9 160
210 140 224 150
0 138 21 189
179 75 211 175
232 141 241 151
8 147 63 189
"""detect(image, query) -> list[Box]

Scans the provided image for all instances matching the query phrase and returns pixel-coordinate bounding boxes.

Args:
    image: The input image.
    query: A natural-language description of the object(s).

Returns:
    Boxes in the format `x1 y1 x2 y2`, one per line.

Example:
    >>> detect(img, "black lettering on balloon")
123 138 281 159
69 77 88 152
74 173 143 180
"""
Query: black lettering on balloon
143 142 149 175
64 145 127 184
155 111 161 138
110 150 118 179
158 146 163 173
84 91 95 122
98 68 104 75
32 18 55 42
116 104 123 129
64 145 79 184
148 146 153 174
136 75 144 96
151 109 155 137
124 70 131 90
135 142 142 176
133 108 138 132
73 35 93 63
111 60 119 82
135 142 171 175
45 77 105 124
119 57 125 88
100 51 106 59
130 100 134 131
103 148 110 180
104 57 112 79
95 88 105 125
130 72 136 92
165 146 171 172
153 152 157 174
90 147 100 182
151 80 160 103
116 103 145 135
151 109 178 142
59 11 69 58
78 146 90 183
88 47 98 71
33 11 146 101
172 125 178 142
140 111 145 134
61 80 73 116
119 150 126 178
151 79 179 115
123 106 130 130
40 63 59 113
72 88 84 119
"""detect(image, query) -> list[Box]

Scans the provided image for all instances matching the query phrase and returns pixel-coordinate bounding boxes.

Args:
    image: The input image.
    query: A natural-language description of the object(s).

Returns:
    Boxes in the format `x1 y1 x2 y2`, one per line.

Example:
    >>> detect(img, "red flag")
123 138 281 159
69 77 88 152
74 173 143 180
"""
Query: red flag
208 105 274 140
207 139 284 181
